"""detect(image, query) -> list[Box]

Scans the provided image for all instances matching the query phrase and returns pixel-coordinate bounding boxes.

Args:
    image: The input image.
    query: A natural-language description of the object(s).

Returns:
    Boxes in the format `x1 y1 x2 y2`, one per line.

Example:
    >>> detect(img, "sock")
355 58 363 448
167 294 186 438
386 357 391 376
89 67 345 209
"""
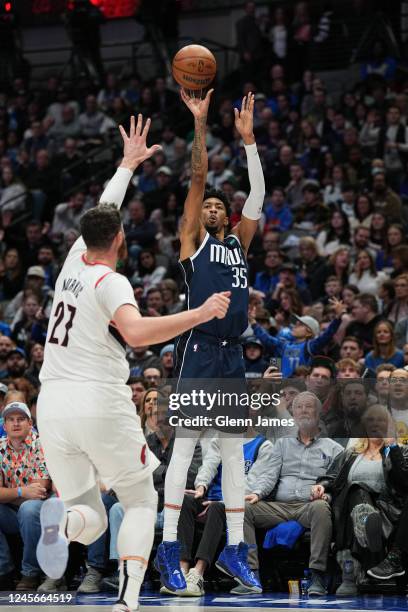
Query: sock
220 436 245 545
162 431 199 542
117 558 145 609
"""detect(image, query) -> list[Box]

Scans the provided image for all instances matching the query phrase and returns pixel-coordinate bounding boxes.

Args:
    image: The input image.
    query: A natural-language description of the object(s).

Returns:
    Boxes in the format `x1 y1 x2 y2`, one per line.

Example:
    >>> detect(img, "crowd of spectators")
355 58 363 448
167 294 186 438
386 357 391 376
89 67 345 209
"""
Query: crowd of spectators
0 0 407 599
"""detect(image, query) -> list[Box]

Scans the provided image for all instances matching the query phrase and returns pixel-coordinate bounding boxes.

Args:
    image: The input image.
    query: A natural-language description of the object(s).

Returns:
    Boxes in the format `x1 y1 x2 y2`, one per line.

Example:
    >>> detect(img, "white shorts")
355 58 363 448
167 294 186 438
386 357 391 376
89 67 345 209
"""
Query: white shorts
37 380 160 501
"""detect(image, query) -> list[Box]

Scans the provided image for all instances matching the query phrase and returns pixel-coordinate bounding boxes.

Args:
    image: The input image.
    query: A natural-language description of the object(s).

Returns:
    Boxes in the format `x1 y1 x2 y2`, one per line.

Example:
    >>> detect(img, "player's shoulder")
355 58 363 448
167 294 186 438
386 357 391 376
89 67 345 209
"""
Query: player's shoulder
225 232 243 248
94 269 131 290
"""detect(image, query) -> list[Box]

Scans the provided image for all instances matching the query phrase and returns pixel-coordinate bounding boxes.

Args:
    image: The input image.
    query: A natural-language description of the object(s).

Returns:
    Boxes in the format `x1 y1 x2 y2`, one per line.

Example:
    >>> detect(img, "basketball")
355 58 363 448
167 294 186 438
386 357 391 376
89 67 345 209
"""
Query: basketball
172 44 217 90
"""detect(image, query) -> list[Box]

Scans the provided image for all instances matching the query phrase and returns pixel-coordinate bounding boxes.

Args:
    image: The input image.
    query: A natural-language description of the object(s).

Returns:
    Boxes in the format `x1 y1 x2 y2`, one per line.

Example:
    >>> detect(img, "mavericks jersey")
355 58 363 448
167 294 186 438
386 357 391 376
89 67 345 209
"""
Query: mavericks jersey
180 232 249 338
40 238 138 385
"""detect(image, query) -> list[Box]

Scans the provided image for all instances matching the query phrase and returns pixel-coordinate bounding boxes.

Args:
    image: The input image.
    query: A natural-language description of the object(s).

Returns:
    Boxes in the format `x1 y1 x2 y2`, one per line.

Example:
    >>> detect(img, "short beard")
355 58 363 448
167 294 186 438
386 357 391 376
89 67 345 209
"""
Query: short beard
205 223 221 237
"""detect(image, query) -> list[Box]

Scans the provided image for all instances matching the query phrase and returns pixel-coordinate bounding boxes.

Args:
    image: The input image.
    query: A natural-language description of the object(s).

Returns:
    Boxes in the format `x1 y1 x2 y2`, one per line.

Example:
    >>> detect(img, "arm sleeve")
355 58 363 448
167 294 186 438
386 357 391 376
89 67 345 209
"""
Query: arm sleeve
95 273 139 320
242 144 265 221
252 323 284 355
99 167 133 210
308 317 341 355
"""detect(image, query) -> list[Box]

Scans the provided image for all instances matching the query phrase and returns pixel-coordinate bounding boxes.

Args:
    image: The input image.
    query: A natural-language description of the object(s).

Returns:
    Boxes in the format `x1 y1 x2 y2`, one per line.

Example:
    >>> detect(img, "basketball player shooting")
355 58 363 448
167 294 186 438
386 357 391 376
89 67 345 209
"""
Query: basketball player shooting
155 90 265 593
35 114 231 612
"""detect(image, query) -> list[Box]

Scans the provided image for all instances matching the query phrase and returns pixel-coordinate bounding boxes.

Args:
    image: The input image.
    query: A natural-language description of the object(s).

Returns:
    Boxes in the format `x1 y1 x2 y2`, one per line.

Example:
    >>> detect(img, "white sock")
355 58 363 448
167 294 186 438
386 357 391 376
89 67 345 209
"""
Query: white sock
162 430 200 542
220 436 245 546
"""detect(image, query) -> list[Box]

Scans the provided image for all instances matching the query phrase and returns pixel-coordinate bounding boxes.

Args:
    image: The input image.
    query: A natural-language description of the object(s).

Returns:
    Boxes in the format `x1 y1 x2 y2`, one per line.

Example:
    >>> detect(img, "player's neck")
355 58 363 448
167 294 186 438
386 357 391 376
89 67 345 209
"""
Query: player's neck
84 249 117 270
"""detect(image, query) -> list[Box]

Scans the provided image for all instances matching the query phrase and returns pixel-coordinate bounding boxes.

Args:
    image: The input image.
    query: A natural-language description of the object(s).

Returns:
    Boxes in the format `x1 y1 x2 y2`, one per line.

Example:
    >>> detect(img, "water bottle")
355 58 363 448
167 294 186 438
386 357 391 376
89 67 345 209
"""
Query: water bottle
300 569 311 596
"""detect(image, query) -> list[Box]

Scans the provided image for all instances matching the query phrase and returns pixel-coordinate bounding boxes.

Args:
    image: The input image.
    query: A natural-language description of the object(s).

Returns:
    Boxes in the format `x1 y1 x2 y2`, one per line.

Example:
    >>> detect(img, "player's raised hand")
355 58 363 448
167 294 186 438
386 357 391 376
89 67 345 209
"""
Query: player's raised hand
234 92 255 145
199 291 231 322
181 88 213 120
119 114 162 171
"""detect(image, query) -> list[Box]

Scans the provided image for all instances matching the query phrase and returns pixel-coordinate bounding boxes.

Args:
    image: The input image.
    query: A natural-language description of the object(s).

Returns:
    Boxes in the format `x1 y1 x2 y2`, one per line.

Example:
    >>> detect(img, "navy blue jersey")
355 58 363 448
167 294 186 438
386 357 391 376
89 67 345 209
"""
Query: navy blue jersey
180 232 249 338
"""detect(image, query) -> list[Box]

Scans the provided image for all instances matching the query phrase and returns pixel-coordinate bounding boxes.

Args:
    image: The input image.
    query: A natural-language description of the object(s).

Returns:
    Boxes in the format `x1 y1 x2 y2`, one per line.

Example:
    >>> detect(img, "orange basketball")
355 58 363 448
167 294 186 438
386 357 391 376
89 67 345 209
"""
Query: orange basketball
172 44 216 90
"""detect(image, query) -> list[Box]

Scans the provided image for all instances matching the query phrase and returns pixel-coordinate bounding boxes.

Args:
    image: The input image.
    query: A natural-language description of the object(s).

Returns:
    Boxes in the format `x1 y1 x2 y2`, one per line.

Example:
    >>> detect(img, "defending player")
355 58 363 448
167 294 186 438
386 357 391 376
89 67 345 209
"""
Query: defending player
35 115 231 612
155 90 265 593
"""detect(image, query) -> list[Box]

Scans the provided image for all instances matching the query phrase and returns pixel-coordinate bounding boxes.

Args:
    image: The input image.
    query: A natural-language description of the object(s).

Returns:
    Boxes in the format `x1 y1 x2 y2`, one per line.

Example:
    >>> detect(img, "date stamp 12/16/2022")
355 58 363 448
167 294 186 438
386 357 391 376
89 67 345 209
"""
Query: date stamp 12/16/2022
1 592 76 606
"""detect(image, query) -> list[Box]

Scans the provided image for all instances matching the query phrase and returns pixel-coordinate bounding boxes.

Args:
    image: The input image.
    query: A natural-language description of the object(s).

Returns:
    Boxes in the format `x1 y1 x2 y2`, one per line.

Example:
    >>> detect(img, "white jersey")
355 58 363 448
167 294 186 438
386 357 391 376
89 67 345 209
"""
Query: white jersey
40 237 138 385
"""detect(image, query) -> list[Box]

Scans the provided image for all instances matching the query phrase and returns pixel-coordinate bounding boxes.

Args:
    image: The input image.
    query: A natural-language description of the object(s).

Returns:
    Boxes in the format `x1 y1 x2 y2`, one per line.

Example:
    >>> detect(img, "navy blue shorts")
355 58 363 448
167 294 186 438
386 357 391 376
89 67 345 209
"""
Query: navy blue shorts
172 330 248 432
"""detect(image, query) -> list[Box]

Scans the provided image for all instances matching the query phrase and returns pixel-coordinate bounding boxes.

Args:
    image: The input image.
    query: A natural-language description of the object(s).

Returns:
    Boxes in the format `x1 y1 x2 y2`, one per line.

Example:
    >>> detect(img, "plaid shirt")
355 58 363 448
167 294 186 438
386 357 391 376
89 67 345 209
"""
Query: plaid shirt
0 430 49 488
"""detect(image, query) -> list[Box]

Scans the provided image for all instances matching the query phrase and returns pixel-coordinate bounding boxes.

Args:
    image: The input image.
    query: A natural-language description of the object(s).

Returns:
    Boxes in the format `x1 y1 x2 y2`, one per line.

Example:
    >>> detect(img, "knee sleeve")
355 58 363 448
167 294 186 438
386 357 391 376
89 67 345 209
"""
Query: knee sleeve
65 484 108 545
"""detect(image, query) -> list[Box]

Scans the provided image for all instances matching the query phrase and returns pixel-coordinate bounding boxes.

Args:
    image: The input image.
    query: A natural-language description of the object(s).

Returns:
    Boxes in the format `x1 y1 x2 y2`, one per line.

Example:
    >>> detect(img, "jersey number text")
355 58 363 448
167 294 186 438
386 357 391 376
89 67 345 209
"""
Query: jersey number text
48 302 77 347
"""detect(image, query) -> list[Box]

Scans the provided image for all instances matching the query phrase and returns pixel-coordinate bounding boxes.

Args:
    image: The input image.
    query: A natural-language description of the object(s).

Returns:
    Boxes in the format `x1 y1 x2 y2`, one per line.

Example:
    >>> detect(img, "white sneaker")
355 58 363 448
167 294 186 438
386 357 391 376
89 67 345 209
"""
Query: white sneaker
112 602 138 612
183 569 204 597
36 498 68 580
37 577 67 593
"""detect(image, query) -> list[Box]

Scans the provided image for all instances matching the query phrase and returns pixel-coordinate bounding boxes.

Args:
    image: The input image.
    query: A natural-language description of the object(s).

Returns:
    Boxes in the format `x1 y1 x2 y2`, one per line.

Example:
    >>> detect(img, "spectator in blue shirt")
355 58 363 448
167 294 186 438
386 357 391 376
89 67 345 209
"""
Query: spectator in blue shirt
264 187 293 232
364 320 404 371
249 298 346 377
253 249 283 295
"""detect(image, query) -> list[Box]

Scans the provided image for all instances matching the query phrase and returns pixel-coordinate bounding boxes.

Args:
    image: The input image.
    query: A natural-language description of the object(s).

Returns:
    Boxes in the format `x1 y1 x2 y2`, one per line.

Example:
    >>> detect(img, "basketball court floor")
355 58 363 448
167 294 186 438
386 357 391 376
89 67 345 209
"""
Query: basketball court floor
0 591 407 611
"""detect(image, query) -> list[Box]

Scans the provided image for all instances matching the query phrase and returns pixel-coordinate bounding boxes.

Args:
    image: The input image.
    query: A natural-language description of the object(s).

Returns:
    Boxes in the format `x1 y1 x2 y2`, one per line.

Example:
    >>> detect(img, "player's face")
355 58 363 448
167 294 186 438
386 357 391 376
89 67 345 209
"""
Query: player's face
201 198 228 235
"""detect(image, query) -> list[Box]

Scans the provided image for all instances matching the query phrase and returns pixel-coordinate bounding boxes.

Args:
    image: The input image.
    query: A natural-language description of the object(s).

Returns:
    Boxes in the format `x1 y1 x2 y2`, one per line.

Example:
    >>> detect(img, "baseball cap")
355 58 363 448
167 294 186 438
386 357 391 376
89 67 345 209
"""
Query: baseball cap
7 347 27 360
280 262 298 274
157 166 172 177
310 355 336 377
27 266 45 279
244 336 263 348
290 314 319 337
160 344 174 358
0 383 8 396
2 401 31 420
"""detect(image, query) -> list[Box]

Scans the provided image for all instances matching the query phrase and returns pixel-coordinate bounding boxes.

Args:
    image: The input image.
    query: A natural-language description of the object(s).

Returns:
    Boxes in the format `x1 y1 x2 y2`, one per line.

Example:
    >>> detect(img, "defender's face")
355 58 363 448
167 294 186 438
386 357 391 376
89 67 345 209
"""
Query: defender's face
201 198 228 234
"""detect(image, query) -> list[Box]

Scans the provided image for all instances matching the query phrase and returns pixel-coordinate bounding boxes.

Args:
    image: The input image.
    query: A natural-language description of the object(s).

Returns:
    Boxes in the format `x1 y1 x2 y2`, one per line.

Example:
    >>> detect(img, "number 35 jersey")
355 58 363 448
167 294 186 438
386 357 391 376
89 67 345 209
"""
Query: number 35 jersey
180 232 249 338
40 238 138 385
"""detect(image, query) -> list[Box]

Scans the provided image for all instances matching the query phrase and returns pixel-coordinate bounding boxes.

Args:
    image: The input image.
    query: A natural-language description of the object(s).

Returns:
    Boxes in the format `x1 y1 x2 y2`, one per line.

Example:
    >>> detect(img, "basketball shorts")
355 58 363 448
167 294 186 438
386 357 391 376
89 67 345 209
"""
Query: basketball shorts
37 380 160 501
172 329 248 433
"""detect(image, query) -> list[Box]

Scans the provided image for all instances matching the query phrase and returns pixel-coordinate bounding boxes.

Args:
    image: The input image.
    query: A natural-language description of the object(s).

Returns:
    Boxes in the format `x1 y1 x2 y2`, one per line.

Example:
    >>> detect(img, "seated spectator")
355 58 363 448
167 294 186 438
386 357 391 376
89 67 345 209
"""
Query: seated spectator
388 369 408 443
376 224 406 272
78 95 106 140
270 263 312 305
142 366 163 390
145 287 166 316
273 287 302 338
253 249 283 295
4 348 28 382
325 380 370 441
295 237 326 301
0 166 26 228
51 191 90 238
243 337 269 379
387 274 408 323
137 250 167 296
5 267 53 326
336 358 361 379
250 298 345 377
339 336 364 363
374 364 396 406
127 376 147 415
11 292 46 349
124 199 158 251
264 188 293 232
346 294 383 354
370 172 402 221
364 321 404 371
294 181 329 234
24 343 44 387
349 250 389 296
243 391 343 595
127 345 161 376
316 208 351 256
171 430 273 596
0 401 51 591
160 279 183 314
2 248 25 301
317 416 408 595
160 345 174 379
286 162 306 208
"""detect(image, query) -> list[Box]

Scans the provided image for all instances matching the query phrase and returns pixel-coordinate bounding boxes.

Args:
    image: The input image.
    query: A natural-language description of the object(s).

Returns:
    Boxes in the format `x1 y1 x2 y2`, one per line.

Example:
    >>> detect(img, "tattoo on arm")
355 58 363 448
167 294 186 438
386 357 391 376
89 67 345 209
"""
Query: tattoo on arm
191 117 206 176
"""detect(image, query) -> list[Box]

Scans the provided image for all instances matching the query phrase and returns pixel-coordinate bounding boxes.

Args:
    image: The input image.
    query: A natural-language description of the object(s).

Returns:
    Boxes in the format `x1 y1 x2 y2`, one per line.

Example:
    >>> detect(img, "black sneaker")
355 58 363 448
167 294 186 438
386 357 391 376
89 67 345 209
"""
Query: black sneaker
367 555 406 580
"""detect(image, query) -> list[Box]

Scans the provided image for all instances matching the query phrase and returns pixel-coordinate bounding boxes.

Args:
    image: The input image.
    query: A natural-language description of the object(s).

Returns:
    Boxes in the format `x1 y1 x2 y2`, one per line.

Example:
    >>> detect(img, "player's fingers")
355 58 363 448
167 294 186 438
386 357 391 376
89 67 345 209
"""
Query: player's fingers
234 108 239 120
205 88 214 102
118 125 128 141
246 93 252 110
148 144 162 156
242 95 246 111
130 115 135 138
249 92 255 112
221 291 231 297
135 113 143 137
141 117 151 138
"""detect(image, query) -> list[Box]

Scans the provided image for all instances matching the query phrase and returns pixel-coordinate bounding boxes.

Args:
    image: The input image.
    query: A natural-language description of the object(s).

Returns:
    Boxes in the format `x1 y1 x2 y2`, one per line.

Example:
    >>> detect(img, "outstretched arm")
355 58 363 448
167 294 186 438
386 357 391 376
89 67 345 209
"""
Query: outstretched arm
99 114 161 209
232 93 265 253
179 89 213 261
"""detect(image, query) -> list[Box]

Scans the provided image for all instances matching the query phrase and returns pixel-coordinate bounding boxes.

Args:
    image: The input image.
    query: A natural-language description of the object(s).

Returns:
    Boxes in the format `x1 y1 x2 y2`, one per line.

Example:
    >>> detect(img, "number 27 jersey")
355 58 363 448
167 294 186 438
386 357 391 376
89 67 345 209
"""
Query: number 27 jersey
40 238 138 385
